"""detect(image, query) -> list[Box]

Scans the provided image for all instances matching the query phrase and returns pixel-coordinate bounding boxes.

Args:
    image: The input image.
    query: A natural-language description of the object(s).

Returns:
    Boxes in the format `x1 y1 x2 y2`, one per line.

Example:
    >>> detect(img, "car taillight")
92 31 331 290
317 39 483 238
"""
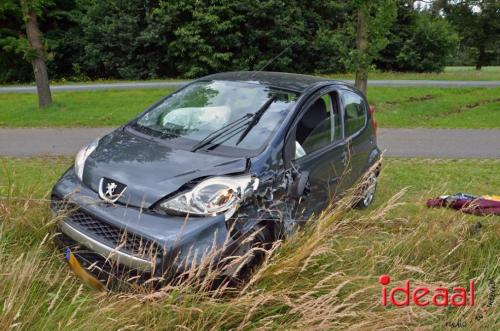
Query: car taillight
369 105 378 134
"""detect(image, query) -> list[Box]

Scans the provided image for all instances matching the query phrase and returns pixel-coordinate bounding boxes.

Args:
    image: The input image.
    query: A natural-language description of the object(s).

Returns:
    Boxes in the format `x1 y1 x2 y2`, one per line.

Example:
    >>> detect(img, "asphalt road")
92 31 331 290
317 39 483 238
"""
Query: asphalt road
1 127 499 158
1 80 499 93
377 128 500 158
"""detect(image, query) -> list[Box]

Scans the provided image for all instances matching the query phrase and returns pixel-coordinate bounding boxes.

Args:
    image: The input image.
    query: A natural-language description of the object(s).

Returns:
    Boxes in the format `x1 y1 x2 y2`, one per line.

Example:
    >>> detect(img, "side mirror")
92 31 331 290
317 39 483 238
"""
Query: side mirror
283 128 309 199
288 170 309 199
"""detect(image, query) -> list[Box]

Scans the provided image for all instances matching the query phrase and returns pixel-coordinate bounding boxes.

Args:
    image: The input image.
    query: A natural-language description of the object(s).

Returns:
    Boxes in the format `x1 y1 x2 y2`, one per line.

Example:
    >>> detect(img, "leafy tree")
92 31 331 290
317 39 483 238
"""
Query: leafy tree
351 0 397 94
0 2 31 82
397 14 458 72
376 0 415 71
377 1 459 72
0 0 78 83
436 0 499 69
0 0 53 107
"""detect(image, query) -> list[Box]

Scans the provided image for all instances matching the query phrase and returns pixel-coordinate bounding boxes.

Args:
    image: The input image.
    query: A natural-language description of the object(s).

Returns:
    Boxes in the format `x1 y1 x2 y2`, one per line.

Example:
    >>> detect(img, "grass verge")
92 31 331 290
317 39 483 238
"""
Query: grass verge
1 66 499 87
0 89 170 127
369 87 500 128
0 157 498 329
0 87 499 128
328 66 500 81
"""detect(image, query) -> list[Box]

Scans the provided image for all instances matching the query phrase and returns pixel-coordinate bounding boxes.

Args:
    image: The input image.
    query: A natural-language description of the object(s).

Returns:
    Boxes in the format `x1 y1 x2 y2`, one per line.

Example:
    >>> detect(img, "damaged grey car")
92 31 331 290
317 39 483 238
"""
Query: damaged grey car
51 71 381 288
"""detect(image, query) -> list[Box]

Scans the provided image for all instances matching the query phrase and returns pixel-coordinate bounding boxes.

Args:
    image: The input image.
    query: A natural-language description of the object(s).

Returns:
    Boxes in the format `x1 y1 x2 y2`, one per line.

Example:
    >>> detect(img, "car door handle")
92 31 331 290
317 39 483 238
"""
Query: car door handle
341 151 349 166
329 176 340 184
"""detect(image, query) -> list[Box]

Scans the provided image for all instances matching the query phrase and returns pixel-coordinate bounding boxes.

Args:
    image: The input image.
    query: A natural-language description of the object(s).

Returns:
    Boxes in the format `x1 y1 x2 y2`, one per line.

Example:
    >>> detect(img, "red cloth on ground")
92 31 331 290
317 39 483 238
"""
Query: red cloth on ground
426 196 500 216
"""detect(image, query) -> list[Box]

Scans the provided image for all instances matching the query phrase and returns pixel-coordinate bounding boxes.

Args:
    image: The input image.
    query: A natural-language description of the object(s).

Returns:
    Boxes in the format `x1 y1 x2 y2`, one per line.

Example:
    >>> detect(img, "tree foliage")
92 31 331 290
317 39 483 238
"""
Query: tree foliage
0 0 494 83
0 0 54 106
435 0 500 69
70 0 353 79
377 1 459 72
350 0 397 93
0 0 32 82
0 0 75 82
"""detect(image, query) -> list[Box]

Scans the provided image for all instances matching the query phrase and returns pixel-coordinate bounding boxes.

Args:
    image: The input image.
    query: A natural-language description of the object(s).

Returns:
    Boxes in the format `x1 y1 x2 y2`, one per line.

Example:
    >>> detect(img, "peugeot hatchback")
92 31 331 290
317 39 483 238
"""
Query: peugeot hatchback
51 71 381 287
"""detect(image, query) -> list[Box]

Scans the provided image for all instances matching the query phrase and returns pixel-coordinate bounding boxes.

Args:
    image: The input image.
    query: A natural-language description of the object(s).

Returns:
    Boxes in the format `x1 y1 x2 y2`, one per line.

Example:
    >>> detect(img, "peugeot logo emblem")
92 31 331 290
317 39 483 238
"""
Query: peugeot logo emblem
98 178 127 203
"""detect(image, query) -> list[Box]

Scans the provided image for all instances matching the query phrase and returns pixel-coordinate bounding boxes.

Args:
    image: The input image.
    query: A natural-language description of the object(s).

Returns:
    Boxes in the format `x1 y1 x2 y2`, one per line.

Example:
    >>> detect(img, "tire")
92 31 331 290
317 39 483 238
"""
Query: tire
220 225 272 286
355 172 378 209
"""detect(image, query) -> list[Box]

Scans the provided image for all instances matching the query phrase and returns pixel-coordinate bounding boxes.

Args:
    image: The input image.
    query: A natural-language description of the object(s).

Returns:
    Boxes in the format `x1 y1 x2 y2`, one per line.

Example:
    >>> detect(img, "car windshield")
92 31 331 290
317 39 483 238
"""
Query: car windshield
134 80 299 153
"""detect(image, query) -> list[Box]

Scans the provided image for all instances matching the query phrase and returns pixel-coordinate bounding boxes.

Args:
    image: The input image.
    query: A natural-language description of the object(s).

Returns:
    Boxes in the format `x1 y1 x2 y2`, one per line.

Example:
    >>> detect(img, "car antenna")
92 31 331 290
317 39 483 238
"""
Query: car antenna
250 41 297 78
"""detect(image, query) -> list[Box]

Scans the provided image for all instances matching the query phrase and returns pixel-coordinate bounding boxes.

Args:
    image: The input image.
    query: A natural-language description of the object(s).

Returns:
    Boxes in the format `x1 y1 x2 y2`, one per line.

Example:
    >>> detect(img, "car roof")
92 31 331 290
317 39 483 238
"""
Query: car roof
198 71 349 93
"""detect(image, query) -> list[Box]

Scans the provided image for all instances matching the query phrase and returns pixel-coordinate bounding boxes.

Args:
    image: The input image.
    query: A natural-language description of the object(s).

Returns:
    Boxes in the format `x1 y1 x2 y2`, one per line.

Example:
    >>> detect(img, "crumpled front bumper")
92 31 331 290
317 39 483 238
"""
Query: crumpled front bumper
52 168 232 277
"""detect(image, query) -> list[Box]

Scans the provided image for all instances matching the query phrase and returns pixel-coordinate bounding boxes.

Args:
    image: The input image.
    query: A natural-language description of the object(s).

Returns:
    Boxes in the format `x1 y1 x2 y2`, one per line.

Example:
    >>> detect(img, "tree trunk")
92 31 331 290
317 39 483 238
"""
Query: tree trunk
24 10 52 108
355 7 368 95
475 45 485 71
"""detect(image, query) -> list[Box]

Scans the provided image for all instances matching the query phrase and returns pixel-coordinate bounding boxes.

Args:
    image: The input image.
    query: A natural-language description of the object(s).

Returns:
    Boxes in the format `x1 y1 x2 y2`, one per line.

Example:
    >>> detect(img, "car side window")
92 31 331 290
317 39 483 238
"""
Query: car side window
295 92 342 158
342 91 367 137
329 93 342 142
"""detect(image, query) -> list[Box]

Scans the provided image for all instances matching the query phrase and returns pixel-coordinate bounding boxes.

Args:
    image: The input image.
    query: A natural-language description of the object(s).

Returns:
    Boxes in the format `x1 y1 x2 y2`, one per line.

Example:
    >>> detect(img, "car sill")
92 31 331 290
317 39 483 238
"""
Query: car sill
59 221 154 272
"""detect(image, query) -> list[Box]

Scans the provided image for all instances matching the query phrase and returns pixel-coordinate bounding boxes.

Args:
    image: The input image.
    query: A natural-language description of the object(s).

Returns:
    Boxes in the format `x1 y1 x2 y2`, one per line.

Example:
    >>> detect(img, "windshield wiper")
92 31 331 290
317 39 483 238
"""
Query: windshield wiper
190 114 252 152
235 95 277 145
190 95 277 152
130 122 179 140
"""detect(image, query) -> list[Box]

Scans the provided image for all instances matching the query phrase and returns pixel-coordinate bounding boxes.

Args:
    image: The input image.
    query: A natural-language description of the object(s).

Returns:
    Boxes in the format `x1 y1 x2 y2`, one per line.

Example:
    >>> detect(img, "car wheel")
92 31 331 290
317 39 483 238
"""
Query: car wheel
355 172 378 209
220 225 272 286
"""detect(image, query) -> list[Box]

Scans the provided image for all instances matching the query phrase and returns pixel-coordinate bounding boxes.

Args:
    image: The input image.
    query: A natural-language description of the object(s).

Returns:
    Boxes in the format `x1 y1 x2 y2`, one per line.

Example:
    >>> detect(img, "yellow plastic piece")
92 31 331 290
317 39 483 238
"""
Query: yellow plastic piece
66 249 107 292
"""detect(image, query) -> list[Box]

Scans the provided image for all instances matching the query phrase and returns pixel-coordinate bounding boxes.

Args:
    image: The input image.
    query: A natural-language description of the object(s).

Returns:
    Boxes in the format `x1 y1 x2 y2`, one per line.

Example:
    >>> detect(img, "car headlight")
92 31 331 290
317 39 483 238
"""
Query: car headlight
159 175 259 220
74 139 99 181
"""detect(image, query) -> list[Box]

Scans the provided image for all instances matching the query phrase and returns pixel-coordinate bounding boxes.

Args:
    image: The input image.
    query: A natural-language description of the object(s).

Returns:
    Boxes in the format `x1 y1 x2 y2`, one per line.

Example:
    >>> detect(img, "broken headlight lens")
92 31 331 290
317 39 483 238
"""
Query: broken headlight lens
74 138 99 181
159 175 258 219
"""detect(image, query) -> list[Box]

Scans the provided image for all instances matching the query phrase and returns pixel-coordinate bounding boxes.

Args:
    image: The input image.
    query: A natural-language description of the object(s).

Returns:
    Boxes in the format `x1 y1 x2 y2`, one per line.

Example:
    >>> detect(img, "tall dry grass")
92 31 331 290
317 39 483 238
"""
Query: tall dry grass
0 162 498 330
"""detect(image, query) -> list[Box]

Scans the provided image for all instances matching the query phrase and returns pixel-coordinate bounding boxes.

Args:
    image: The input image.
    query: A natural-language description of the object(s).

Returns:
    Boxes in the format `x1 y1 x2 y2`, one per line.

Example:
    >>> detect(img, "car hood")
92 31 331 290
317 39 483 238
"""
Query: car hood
83 129 248 208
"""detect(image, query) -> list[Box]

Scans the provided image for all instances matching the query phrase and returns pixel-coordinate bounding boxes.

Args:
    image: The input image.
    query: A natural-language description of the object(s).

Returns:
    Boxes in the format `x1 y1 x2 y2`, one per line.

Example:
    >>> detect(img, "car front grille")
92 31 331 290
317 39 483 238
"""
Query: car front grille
52 195 161 259
50 194 73 212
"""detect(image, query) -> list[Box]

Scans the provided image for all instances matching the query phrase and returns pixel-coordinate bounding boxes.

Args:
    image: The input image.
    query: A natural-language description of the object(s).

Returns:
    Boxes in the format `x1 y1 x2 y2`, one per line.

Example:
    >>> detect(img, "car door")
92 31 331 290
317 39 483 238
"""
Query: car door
291 88 347 217
339 89 372 185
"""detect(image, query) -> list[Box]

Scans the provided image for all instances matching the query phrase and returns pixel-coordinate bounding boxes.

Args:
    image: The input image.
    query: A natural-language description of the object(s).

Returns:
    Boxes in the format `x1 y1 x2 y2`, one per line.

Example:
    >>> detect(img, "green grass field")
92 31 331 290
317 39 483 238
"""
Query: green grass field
0 157 498 329
0 89 169 127
329 66 500 81
1 86 498 128
369 87 500 128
